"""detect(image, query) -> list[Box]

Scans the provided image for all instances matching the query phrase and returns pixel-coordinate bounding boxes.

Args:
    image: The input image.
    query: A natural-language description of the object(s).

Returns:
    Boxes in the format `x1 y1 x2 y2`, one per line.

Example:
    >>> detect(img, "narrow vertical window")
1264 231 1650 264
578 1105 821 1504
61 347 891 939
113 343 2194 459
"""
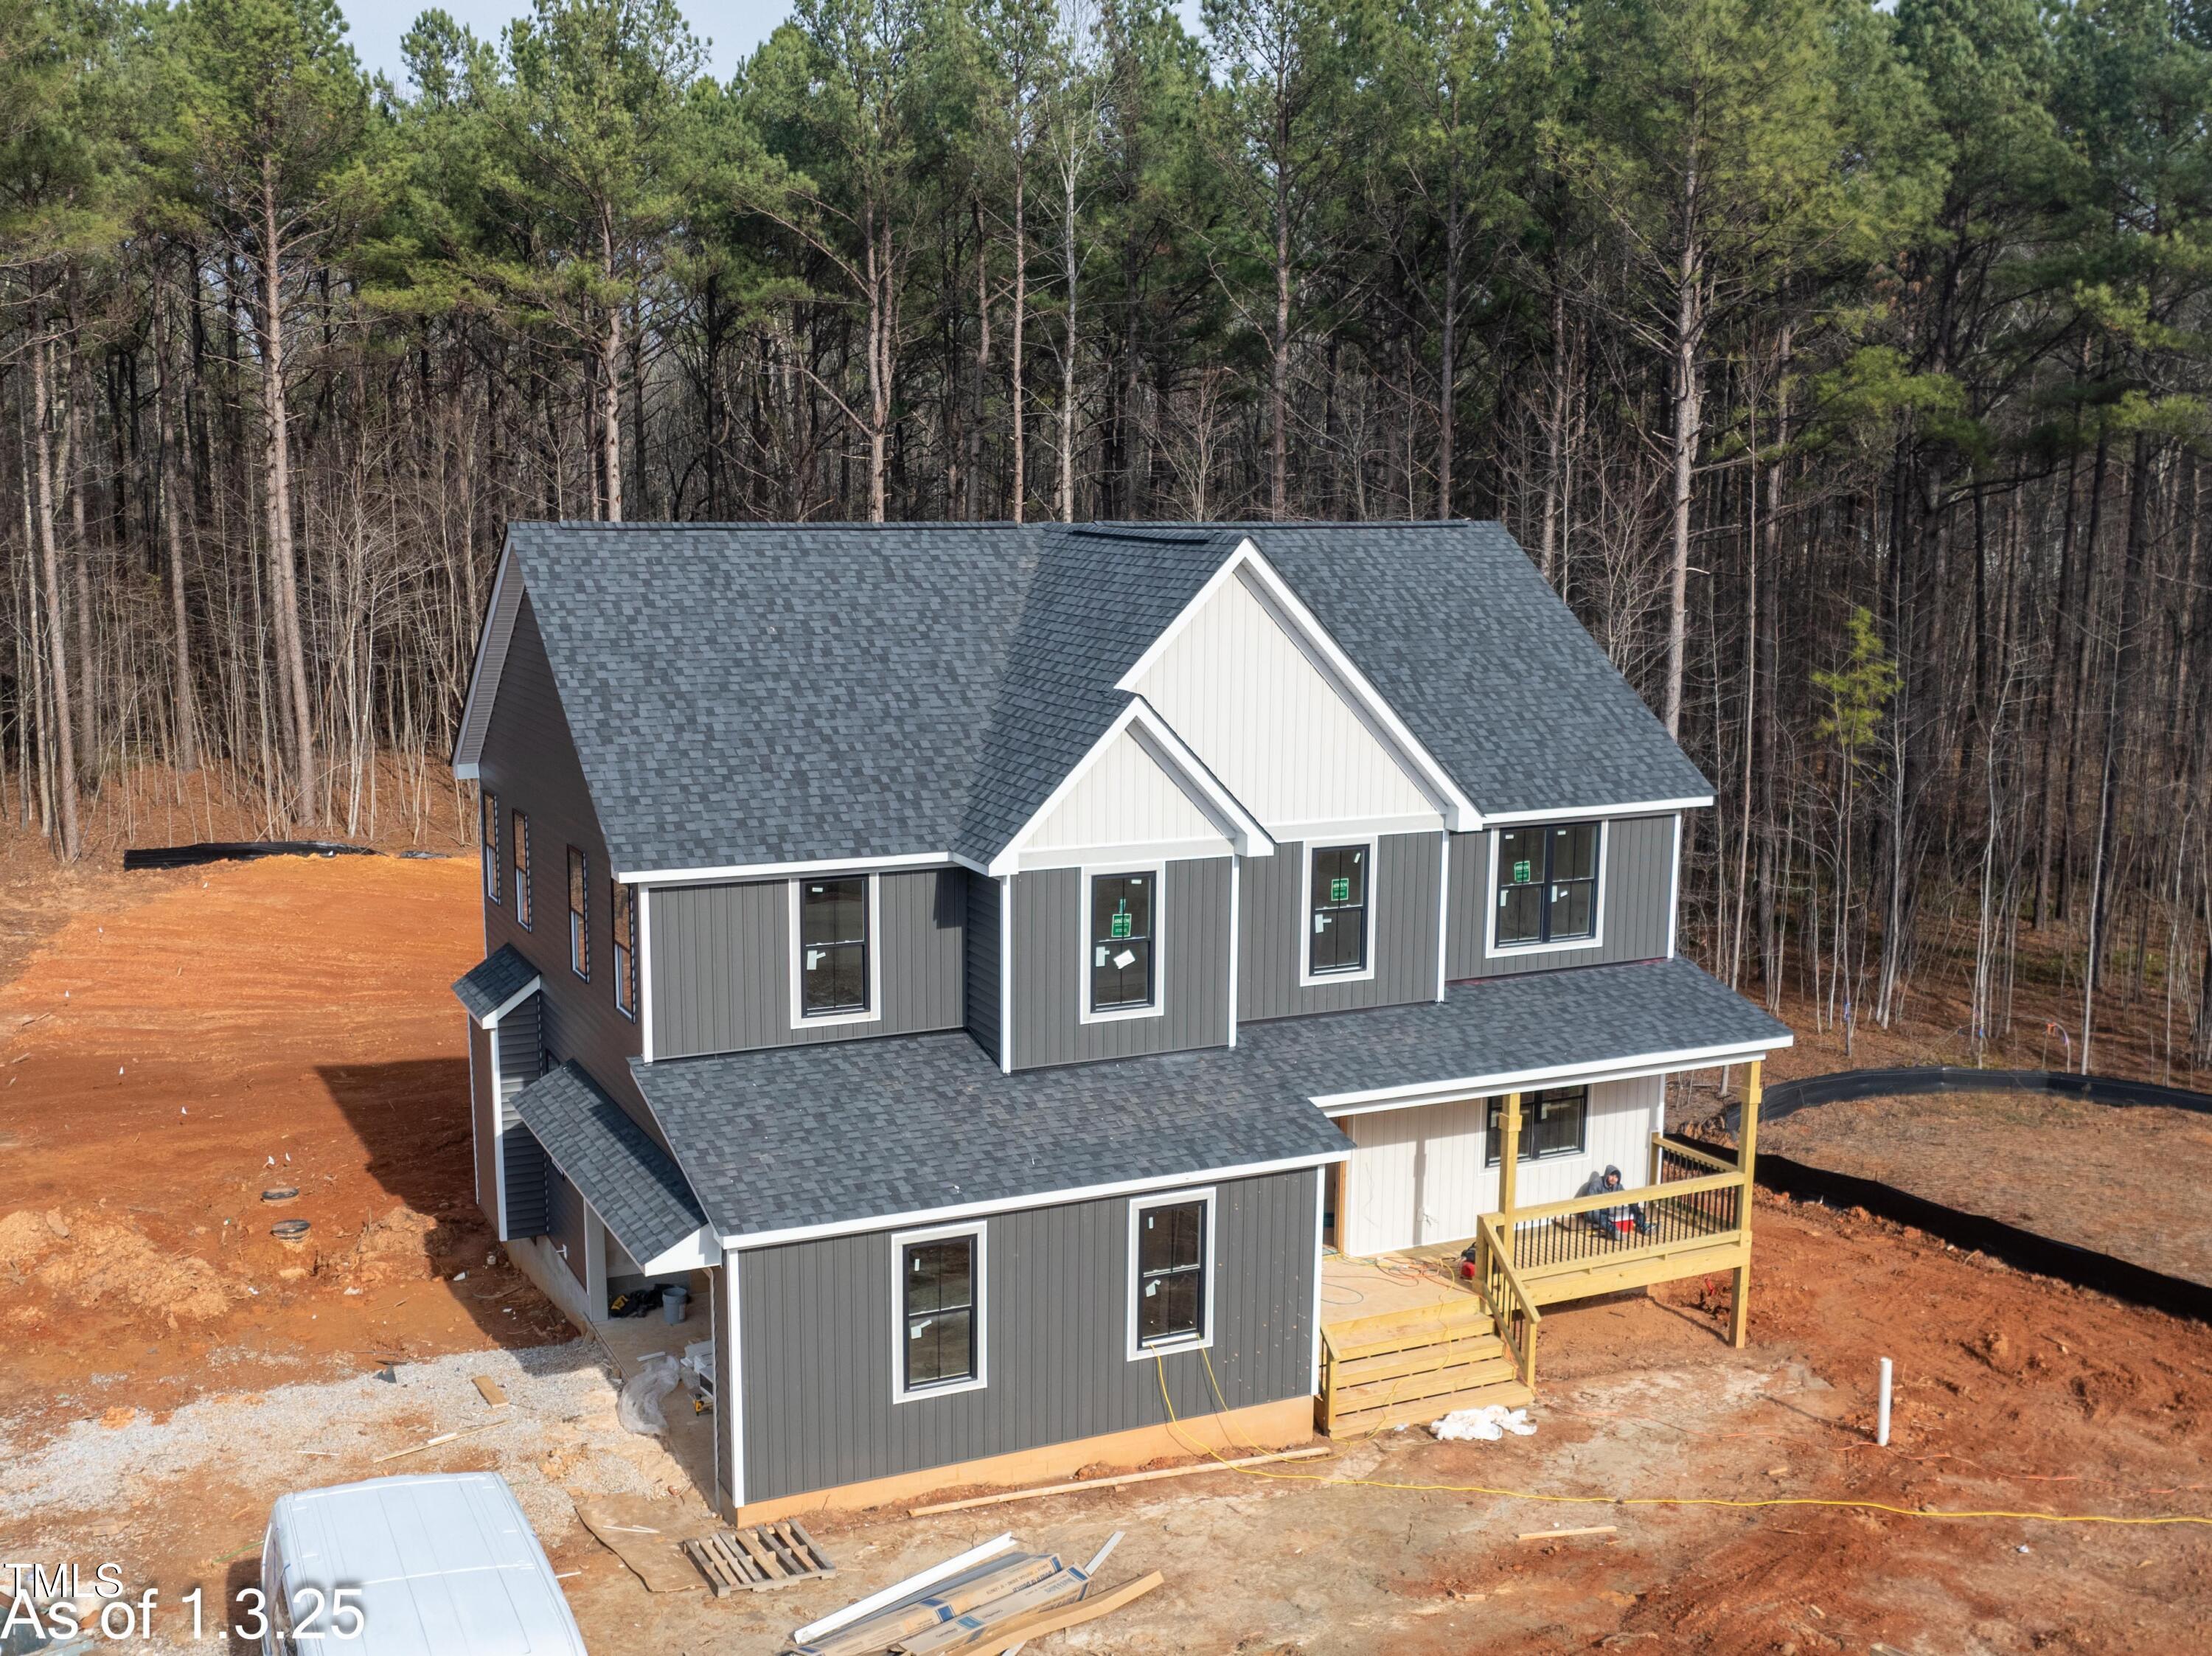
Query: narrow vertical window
1132 1194 1208 1351
799 876 869 1015
511 810 532 929
1088 871 1155 1012
612 879 637 1018
481 790 501 902
567 846 589 978
899 1230 980 1396
1495 822 1601 947
1307 844 1369 975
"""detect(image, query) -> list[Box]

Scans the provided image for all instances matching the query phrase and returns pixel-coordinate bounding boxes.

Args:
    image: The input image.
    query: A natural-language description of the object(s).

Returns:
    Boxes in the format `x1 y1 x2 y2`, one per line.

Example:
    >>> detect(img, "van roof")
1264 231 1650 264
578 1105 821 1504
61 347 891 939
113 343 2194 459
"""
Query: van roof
268 1472 585 1656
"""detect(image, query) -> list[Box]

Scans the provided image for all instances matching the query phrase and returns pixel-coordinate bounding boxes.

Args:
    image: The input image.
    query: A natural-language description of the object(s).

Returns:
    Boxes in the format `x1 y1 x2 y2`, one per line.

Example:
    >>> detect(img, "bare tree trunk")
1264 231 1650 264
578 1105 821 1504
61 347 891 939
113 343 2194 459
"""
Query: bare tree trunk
1270 117 1290 521
261 161 318 821
1663 199 1703 738
153 276 200 773
30 328 82 860
1010 151 1027 525
600 217 625 521
1058 142 1079 523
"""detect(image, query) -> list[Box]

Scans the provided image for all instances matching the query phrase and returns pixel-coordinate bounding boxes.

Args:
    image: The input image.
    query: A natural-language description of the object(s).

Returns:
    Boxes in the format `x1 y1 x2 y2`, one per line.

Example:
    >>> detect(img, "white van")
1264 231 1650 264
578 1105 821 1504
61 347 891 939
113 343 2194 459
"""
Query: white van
260 1473 588 1655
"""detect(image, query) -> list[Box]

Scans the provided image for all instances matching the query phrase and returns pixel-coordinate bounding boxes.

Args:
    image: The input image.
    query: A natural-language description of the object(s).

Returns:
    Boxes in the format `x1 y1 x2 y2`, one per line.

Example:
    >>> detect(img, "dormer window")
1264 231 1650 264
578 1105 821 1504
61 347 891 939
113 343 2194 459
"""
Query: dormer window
1086 869 1158 1017
1494 823 1601 949
798 875 873 1020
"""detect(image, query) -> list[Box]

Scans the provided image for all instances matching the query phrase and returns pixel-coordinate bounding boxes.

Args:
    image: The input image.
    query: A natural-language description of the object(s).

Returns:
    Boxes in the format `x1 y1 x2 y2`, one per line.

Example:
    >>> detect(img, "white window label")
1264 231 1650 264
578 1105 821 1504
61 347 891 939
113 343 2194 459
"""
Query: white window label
1113 948 1136 970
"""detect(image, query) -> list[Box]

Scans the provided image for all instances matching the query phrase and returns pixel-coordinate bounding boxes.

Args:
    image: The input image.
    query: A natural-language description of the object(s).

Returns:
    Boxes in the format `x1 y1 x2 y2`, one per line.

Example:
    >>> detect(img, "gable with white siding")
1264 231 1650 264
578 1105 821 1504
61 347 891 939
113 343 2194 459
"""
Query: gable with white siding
1129 563 1445 840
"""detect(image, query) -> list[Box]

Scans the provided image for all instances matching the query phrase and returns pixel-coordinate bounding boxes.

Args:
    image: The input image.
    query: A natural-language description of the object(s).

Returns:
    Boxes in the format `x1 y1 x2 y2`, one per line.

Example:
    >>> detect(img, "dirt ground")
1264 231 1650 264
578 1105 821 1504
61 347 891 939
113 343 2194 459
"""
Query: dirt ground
1762 1089 2212 1287
5 853 2212 1655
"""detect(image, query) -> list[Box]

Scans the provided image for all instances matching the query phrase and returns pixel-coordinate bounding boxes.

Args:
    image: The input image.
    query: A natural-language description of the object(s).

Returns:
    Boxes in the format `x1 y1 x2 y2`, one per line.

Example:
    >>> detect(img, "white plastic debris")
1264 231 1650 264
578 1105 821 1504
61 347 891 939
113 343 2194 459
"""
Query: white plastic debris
1430 1403 1537 1442
616 1354 682 1435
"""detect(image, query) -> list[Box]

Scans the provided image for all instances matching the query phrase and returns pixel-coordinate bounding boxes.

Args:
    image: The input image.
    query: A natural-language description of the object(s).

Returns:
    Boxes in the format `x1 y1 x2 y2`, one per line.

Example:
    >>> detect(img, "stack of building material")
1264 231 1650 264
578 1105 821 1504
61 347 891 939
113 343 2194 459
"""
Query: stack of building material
787 1532 1160 1656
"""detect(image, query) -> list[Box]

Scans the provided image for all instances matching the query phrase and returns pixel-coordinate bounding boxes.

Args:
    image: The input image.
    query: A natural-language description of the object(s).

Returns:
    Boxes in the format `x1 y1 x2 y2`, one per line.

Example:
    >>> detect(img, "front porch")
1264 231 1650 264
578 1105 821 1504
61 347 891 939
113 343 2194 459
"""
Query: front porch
1315 1070 1762 1435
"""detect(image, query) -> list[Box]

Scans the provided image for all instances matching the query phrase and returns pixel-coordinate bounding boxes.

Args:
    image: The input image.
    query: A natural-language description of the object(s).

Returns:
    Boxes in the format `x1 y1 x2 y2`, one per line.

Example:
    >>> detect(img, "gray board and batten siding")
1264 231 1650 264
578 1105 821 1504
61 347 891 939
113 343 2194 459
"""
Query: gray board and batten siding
476 593 658 1140
470 1020 498 1219
495 992 551 1239
1444 814 1677 981
546 1166 591 1290
1238 832 1442 1023
647 870 967 1061
734 1168 1318 1505
964 874 1003 1060
1009 857 1232 1070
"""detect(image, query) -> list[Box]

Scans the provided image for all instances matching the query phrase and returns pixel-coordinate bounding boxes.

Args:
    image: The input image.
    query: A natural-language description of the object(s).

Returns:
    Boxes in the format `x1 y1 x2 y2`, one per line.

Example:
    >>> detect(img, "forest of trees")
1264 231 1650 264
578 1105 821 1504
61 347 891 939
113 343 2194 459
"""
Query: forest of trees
2 0 2210 1074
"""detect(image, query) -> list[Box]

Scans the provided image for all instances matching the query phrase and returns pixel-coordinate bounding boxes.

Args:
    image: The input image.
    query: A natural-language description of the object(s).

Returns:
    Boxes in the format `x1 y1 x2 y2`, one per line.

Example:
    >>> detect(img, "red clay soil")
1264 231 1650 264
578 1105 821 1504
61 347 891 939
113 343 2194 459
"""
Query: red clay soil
1762 1088 2212 1287
0 851 570 1433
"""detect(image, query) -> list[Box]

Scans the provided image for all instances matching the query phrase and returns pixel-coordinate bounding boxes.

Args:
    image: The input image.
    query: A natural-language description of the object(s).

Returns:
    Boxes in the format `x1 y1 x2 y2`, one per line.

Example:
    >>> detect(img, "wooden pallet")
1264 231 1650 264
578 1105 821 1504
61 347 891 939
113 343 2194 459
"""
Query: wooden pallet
683 1520 837 1597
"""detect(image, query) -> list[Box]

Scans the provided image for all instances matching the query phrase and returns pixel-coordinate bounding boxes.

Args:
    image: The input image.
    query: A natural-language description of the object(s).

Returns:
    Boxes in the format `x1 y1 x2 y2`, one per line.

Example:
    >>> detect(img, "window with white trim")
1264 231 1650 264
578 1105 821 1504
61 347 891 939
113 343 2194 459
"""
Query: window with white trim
1495 823 1599 947
567 846 589 978
481 790 501 902
799 876 869 1016
1088 871 1156 1013
511 809 532 929
612 879 637 1018
1130 1191 1210 1353
1307 844 1369 975
895 1223 985 1399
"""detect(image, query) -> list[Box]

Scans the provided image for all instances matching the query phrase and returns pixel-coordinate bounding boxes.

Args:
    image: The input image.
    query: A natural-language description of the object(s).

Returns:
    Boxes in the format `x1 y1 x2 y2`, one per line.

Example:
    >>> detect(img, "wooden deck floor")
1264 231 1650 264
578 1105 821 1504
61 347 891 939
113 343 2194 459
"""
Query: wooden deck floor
1319 1245 1483 1329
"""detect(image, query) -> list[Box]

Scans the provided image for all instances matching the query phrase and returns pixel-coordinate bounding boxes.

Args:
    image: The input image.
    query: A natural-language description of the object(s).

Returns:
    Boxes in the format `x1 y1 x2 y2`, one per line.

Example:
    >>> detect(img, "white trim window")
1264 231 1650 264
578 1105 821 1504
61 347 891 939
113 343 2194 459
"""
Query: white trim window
1299 838 1377 987
1484 1086 1590 1166
612 878 638 1020
566 846 591 978
1489 821 1604 953
481 790 501 902
1081 865 1165 1023
791 874 883 1027
892 1220 987 1402
511 809 532 929
1127 1186 1215 1359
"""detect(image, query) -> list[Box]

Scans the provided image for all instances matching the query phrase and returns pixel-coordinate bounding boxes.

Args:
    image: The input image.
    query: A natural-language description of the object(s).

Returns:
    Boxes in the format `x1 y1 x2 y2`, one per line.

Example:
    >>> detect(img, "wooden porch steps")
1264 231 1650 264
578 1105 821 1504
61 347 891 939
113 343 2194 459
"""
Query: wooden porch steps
1325 1375 1536 1438
1319 1292 1531 1437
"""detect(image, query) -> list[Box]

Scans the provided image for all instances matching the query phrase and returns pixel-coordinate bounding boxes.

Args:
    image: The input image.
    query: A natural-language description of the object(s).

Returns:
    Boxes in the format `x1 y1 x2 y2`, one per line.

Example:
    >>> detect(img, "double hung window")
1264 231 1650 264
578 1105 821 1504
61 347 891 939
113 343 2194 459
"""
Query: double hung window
1495 823 1599 947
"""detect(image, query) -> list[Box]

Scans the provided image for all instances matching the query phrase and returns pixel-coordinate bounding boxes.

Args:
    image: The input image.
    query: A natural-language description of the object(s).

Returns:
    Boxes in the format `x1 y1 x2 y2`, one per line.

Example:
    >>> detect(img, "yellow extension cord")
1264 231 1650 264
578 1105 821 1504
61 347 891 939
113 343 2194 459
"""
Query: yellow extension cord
1151 1350 2212 1531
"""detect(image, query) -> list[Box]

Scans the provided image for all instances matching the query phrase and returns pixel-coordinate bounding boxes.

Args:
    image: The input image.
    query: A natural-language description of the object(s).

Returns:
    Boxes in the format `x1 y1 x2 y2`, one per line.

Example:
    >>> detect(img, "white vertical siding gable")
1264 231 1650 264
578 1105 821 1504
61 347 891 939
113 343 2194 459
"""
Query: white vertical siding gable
1131 565 1444 837
1020 726 1234 866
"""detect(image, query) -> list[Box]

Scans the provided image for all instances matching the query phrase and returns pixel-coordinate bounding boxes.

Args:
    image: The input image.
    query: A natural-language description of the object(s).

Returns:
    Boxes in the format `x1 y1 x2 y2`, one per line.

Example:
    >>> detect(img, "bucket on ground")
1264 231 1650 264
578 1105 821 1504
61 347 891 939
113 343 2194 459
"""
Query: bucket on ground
662 1283 689 1324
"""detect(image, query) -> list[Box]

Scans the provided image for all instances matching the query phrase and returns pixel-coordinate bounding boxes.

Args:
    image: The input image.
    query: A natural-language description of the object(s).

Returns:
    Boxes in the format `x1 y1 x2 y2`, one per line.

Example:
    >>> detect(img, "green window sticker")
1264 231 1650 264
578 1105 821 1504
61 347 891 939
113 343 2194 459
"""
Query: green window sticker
1329 875 1350 903
1512 858 1534 884
1109 900 1132 940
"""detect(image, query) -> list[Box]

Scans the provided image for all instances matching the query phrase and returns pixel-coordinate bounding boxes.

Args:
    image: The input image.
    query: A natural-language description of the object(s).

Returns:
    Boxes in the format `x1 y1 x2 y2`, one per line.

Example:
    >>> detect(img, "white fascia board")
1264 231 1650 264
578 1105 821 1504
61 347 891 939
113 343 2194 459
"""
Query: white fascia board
475 973 543 1030
451 537 520 777
1312 1034 1796 1119
1479 796 1715 827
639 1223 723 1274
615 852 980 886
719 1149 1350 1250
986 699 1273 879
1117 539 1481 832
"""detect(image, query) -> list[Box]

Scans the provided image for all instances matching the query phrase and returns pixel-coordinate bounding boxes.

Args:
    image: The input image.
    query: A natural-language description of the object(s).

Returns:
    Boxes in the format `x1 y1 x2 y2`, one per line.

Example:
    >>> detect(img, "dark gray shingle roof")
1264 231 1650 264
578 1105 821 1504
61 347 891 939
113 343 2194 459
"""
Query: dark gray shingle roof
505 520 1705 874
451 944 539 1023
633 958 1787 1240
513 1061 706 1263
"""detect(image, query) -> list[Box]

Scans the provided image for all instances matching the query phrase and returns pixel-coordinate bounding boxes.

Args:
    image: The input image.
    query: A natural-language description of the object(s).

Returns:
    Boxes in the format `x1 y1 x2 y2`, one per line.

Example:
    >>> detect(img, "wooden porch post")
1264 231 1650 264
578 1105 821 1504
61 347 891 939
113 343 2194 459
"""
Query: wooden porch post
1730 1060 1761 1349
1498 1091 1523 1220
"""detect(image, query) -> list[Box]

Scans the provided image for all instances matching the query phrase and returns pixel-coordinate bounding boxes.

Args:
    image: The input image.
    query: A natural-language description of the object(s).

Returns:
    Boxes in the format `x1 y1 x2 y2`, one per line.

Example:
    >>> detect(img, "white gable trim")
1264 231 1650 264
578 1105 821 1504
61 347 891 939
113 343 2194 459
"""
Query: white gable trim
616 852 987 886
639 1222 723 1274
452 539 521 779
1311 1034 1796 1119
987 699 1274 878
1116 539 1481 832
474 972 543 1031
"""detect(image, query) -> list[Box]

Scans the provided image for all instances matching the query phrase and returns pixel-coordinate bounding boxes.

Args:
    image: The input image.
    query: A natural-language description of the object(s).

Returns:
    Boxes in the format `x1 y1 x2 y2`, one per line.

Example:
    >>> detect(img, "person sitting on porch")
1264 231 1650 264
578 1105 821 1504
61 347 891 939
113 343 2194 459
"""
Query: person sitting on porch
1577 1165 1651 1239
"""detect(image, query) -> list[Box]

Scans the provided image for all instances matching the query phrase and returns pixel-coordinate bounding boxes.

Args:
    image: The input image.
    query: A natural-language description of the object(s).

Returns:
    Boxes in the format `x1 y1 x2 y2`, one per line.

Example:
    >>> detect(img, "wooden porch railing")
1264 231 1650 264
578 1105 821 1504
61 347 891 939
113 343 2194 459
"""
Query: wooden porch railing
1472 1211 1540 1387
1497 1161 1745 1273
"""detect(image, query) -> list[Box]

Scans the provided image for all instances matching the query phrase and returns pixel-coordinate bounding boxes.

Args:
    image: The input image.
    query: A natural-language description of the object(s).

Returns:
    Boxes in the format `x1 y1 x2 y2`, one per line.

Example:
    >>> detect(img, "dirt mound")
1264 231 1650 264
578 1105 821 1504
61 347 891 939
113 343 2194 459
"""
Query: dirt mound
333 1206 493 1285
4 1207 241 1327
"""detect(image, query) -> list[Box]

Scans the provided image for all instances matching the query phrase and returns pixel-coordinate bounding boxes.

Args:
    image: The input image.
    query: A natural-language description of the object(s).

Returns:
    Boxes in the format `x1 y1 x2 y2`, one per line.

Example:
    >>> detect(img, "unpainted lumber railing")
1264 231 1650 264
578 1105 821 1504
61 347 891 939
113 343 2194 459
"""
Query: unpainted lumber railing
1472 1212 1542 1388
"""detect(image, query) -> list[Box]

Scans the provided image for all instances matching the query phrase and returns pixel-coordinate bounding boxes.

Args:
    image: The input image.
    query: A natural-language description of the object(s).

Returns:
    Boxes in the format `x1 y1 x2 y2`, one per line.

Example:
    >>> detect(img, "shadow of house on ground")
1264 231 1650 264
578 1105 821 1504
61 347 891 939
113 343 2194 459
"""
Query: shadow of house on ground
316 1057 574 1350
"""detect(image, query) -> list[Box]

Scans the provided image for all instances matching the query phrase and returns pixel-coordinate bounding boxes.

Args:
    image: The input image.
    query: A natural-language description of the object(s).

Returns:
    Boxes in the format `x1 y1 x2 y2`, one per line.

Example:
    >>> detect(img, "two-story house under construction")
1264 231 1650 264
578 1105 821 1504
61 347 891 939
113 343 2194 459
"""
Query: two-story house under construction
449 521 1790 1523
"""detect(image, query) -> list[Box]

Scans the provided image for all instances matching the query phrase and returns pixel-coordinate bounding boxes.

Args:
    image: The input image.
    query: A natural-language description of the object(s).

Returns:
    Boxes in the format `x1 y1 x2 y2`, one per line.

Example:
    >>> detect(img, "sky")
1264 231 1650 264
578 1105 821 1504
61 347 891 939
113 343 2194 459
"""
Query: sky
338 0 774 88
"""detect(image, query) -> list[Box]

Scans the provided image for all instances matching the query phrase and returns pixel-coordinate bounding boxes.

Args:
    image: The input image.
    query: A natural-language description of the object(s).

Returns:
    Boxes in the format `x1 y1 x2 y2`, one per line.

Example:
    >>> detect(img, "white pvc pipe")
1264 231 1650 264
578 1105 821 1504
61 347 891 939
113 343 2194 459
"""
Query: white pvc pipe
1877 1357 1893 1447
